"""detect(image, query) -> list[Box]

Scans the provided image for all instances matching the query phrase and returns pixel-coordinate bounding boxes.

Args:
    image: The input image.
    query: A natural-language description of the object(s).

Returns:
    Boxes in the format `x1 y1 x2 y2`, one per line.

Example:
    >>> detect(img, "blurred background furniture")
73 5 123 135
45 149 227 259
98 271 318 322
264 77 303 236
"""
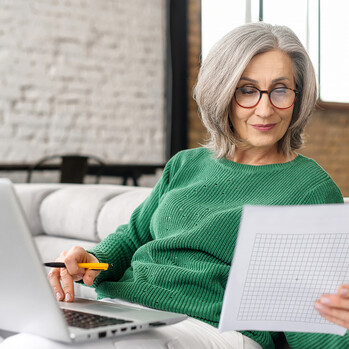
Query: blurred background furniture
0 157 164 186
26 154 105 184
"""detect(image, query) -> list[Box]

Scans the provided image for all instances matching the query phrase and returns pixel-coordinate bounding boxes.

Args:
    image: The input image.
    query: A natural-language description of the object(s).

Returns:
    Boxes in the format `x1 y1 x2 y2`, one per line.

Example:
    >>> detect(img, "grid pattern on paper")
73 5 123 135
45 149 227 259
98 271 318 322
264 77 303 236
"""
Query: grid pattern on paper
237 233 349 323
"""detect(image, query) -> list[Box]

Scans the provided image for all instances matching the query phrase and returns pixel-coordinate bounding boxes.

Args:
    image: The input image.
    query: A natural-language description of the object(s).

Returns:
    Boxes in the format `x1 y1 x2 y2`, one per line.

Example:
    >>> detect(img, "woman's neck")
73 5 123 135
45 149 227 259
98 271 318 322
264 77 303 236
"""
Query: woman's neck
228 146 296 166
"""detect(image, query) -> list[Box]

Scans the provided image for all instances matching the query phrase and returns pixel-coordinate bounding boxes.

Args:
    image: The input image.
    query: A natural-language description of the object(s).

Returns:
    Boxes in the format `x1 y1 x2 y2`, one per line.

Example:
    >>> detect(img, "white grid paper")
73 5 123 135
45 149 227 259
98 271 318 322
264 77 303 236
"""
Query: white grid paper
237 233 349 323
219 205 349 335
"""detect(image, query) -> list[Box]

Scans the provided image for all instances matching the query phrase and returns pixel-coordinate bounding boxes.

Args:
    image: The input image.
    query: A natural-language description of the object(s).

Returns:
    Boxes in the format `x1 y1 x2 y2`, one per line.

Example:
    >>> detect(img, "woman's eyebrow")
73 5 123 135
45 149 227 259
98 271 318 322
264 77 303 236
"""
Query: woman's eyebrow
271 77 291 83
239 77 291 84
239 77 258 83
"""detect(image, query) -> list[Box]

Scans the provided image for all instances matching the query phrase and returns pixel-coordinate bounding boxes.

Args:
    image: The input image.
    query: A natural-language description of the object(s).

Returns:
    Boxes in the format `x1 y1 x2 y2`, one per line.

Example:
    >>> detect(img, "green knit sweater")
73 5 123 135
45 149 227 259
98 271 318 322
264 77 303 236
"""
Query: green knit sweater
88 147 347 349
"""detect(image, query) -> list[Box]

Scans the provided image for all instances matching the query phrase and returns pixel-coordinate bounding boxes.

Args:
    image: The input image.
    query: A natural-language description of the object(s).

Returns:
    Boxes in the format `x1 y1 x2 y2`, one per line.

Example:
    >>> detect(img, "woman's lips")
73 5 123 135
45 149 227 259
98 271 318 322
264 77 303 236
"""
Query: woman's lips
251 123 277 132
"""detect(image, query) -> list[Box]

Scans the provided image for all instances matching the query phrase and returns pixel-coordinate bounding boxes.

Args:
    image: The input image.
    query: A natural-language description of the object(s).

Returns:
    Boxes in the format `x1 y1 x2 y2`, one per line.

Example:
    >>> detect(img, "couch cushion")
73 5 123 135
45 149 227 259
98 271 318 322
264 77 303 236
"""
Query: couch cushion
40 185 132 241
14 184 68 236
34 235 97 263
97 188 152 240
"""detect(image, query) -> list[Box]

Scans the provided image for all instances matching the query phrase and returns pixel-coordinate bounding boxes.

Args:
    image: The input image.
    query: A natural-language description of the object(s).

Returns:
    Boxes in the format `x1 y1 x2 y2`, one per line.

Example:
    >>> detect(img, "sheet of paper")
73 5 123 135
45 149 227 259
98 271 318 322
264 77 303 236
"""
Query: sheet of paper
219 204 349 336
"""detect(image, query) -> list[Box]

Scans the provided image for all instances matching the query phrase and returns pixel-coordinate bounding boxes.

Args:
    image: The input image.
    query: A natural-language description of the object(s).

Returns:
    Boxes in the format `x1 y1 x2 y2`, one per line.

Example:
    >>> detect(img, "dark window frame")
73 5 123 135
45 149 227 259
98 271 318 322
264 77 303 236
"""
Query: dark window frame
165 0 188 160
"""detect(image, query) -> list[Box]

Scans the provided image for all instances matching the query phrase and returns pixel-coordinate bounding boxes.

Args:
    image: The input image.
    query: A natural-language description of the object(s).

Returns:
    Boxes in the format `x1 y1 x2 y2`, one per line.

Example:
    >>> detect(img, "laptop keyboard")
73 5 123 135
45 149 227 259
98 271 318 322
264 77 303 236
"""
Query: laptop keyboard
62 308 133 329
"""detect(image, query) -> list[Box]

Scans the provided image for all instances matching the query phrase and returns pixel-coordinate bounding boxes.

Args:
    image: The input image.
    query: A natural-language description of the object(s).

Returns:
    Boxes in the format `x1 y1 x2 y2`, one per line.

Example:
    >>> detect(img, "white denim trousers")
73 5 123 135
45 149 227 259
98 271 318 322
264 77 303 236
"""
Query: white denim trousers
0 299 262 349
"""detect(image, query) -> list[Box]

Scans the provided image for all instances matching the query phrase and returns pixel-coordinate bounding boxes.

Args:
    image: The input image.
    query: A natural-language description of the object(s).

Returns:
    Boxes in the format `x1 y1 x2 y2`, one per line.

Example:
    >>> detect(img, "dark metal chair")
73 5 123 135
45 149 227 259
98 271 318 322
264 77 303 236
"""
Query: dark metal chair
26 154 105 184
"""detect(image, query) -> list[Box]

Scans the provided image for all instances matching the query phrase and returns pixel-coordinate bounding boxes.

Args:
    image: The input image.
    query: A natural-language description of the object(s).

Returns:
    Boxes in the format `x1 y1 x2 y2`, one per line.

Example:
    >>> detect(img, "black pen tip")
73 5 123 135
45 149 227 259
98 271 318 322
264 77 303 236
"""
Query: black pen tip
43 262 66 268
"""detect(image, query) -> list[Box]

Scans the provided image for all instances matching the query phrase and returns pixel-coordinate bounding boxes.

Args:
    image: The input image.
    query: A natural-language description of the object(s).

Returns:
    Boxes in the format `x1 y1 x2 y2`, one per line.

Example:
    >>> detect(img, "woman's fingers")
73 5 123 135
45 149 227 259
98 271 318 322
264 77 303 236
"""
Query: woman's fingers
72 274 84 282
64 246 93 276
48 267 64 301
318 294 349 310
48 246 101 302
315 285 349 329
60 267 75 302
315 301 349 329
64 247 101 286
338 285 349 299
83 269 101 286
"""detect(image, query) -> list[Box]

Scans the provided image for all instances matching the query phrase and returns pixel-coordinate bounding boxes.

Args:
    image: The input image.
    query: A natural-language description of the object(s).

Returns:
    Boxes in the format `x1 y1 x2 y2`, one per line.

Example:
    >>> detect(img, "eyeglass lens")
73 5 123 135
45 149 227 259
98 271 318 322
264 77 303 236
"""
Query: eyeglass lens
235 86 296 109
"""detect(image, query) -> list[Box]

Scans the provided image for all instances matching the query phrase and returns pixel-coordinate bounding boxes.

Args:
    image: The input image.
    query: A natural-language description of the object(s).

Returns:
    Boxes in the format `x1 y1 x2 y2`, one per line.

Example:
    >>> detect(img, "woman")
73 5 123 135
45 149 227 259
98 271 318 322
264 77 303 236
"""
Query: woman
5 23 348 349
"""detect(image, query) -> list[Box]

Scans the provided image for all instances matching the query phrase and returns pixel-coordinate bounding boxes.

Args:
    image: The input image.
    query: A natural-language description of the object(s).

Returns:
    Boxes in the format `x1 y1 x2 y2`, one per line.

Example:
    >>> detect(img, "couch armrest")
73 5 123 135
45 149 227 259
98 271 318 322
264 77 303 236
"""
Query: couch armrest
14 184 69 236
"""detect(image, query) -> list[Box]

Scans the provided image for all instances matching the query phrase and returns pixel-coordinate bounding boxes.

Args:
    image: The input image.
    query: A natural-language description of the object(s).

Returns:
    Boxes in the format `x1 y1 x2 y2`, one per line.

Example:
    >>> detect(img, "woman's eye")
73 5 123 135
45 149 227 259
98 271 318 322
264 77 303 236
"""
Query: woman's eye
240 87 258 95
273 88 287 95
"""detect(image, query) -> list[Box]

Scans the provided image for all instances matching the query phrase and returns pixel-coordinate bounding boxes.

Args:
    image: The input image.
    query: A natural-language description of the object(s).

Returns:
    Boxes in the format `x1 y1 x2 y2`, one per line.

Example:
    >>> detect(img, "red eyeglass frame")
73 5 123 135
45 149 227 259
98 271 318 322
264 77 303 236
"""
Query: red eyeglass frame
234 87 300 110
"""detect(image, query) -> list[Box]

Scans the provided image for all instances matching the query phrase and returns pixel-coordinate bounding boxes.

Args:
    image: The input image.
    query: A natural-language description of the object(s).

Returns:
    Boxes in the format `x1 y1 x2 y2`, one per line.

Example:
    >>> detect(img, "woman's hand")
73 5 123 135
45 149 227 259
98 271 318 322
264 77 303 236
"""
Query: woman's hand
314 285 349 329
48 246 101 303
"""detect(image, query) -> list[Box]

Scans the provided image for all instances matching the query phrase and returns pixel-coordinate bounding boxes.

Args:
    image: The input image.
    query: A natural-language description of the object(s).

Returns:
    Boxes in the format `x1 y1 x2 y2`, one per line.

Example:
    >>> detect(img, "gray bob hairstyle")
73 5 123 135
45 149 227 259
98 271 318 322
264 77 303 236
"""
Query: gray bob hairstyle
193 22 317 158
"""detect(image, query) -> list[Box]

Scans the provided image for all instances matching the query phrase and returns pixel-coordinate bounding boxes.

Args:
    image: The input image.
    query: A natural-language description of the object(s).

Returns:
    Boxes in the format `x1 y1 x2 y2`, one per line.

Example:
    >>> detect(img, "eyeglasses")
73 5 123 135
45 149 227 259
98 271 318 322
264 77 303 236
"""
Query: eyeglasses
234 86 299 110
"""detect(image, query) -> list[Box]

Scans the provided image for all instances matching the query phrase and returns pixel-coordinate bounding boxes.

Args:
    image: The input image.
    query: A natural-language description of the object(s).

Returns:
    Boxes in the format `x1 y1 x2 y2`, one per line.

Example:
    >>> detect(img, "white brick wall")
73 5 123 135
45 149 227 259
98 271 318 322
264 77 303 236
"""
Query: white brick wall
0 0 167 167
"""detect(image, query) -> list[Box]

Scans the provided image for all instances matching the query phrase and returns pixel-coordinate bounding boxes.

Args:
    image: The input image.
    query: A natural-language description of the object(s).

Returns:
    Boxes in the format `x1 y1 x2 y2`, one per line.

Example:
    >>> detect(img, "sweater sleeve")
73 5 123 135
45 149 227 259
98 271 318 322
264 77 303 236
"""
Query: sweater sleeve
240 331 276 349
86 153 179 287
302 178 344 205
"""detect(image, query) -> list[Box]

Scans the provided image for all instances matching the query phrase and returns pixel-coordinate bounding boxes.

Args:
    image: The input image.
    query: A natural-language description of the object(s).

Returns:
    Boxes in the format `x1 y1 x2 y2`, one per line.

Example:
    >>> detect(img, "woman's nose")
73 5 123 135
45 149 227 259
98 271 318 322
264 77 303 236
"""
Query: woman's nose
255 93 274 118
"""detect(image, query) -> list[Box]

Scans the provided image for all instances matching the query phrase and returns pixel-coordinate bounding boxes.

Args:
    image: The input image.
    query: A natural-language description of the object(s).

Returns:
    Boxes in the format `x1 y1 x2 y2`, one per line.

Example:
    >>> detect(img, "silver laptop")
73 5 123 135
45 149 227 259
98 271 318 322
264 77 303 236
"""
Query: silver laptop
0 179 186 343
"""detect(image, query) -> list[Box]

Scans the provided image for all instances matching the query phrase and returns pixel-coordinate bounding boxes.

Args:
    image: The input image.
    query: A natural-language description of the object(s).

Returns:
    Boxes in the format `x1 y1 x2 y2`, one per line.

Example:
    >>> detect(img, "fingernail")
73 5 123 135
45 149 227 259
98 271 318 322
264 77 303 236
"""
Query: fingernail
315 302 323 310
320 296 331 304
65 293 71 301
74 274 84 281
340 288 349 297
56 292 62 300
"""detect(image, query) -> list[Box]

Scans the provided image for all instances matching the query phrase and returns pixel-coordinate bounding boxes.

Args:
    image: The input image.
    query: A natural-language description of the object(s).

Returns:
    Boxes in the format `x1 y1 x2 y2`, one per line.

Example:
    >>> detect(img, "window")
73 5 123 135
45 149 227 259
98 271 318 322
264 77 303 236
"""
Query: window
319 0 349 103
202 0 349 104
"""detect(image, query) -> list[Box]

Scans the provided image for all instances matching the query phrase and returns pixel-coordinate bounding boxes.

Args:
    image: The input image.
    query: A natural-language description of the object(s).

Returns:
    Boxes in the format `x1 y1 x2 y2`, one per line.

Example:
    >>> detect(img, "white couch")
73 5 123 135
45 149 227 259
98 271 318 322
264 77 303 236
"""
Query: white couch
13 183 153 300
